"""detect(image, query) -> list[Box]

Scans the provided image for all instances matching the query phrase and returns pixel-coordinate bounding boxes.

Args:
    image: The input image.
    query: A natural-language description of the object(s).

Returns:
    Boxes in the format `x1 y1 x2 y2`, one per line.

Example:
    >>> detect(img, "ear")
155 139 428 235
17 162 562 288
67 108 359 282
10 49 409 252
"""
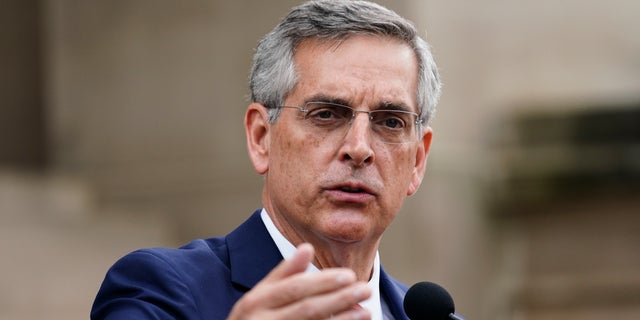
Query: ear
407 126 433 196
244 103 270 174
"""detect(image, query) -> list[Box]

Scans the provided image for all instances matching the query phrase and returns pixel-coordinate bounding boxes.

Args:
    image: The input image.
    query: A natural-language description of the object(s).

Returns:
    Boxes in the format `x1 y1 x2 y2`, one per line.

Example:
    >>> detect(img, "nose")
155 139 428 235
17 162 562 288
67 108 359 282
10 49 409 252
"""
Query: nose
339 112 374 167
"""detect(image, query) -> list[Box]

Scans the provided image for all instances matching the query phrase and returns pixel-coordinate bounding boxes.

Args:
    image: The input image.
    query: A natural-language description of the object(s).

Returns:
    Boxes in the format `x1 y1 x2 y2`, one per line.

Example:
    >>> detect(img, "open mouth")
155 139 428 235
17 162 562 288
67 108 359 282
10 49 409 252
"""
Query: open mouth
338 186 366 193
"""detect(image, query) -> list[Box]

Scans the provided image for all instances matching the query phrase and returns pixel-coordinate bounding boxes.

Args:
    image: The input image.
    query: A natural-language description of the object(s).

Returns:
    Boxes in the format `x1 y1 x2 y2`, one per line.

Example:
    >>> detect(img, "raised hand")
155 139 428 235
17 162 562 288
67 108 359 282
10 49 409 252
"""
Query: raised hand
227 243 371 320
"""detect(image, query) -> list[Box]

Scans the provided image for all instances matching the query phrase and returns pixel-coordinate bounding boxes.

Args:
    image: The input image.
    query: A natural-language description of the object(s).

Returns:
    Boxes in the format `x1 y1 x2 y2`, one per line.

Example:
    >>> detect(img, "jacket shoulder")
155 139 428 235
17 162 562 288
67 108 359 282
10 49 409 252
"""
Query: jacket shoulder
91 238 235 320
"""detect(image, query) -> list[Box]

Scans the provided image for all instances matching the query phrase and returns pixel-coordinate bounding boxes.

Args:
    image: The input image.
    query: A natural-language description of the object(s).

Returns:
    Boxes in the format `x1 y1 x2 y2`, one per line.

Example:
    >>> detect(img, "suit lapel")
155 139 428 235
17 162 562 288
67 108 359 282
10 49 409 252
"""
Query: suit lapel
380 266 410 320
227 210 283 290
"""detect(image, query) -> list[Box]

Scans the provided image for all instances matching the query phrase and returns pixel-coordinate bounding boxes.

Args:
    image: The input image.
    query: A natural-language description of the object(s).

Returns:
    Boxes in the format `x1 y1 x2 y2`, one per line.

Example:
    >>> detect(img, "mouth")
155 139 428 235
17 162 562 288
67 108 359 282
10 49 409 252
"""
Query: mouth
325 181 377 203
338 185 367 193
334 182 375 194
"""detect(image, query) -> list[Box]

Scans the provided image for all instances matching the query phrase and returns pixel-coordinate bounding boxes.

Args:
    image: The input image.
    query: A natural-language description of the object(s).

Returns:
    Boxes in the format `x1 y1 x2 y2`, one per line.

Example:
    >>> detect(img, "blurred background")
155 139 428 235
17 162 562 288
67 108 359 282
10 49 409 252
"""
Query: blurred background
1 0 639 319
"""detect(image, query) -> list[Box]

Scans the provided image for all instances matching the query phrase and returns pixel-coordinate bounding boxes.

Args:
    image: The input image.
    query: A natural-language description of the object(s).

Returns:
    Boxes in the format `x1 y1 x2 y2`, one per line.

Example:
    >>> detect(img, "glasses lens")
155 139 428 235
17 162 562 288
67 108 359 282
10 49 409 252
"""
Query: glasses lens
370 110 417 143
303 103 352 129
299 102 419 144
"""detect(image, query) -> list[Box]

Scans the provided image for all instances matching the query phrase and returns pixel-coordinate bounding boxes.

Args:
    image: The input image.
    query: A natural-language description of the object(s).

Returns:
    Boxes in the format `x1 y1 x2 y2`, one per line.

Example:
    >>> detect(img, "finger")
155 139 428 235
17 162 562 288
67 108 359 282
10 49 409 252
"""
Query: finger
329 308 371 320
262 243 314 283
255 268 357 308
235 243 359 312
270 282 372 319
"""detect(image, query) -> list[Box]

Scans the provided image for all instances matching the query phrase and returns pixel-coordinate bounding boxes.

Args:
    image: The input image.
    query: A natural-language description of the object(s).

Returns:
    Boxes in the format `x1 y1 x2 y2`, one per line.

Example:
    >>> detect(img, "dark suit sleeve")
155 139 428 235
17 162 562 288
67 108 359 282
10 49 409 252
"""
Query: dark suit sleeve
91 250 200 320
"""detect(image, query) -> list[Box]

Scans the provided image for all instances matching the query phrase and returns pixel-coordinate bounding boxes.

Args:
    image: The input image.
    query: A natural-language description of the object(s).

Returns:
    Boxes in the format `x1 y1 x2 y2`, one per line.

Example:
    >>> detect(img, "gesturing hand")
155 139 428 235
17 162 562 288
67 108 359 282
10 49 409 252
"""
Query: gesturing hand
227 243 371 320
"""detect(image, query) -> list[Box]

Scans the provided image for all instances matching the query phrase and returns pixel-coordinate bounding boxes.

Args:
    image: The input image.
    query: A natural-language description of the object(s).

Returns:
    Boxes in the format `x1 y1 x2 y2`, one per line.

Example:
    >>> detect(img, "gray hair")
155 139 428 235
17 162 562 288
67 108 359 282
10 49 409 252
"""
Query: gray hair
249 0 441 126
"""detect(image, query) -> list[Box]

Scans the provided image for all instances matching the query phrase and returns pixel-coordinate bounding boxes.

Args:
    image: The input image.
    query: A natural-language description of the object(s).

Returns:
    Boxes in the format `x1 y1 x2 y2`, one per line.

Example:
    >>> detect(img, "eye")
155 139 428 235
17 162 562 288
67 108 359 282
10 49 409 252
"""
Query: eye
383 117 403 129
373 111 408 130
313 109 336 119
305 103 351 121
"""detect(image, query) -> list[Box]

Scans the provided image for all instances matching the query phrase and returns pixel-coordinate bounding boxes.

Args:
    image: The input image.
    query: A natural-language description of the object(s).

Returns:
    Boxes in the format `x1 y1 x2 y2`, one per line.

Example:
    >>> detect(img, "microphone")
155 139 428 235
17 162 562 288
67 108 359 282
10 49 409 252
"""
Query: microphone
403 281 466 320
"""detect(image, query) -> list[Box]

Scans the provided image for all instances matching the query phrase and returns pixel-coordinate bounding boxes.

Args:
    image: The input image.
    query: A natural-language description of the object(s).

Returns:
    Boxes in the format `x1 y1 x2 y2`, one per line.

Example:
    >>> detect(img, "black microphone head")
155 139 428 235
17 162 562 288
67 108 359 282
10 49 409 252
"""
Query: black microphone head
403 281 455 320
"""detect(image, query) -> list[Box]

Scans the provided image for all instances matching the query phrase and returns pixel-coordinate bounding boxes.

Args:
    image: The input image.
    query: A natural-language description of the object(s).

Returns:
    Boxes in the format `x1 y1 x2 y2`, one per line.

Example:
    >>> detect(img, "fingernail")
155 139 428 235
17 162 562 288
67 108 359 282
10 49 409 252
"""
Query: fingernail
353 284 370 299
336 270 355 285
297 243 313 253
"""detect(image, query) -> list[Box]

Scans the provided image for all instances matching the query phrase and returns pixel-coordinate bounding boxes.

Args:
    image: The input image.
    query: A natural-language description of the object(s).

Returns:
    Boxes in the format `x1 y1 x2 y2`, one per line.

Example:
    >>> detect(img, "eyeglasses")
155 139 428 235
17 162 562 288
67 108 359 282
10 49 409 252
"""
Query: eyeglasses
275 101 423 144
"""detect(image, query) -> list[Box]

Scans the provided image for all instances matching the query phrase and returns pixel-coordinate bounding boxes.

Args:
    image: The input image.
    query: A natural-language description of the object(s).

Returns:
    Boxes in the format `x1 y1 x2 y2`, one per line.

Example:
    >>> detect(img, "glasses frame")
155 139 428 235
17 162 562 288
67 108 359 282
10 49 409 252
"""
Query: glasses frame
274 101 424 144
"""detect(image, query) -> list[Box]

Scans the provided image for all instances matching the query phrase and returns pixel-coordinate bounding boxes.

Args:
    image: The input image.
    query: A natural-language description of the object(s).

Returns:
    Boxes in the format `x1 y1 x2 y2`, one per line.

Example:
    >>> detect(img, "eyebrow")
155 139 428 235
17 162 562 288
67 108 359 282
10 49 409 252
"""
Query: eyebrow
303 93 415 113
303 94 350 107
377 101 414 113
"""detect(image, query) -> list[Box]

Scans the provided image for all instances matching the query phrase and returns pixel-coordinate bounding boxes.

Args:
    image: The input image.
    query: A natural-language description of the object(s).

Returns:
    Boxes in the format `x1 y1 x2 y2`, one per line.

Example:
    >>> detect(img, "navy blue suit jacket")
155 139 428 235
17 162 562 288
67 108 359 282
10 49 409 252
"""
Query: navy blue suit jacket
91 210 410 319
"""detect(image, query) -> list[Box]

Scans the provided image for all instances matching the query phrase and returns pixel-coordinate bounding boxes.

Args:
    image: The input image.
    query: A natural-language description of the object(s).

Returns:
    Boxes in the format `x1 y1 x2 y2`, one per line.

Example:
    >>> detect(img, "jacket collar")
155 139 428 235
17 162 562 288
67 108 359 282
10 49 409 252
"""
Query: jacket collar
227 210 283 290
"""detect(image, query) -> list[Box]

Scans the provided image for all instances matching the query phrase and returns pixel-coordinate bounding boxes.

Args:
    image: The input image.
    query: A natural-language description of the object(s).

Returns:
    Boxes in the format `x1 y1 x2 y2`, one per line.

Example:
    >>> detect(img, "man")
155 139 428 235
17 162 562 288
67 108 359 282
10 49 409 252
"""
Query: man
91 0 441 319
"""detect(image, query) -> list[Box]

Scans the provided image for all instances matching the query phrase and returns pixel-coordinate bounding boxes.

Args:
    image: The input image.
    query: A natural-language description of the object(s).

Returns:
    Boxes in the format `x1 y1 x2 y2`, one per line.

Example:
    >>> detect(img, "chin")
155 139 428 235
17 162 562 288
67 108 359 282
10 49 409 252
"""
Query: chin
321 221 371 243
316 207 378 240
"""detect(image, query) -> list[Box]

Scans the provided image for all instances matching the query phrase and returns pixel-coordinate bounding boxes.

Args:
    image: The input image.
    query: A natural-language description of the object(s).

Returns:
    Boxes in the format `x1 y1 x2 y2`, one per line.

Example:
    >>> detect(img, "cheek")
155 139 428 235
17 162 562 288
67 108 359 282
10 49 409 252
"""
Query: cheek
272 130 324 186
379 148 415 197
382 146 412 172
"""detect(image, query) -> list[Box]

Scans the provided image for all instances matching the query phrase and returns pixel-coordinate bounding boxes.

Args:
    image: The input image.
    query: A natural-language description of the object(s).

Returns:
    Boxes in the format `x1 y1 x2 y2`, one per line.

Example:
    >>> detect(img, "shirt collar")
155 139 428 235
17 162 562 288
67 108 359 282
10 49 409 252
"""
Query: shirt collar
260 208 383 320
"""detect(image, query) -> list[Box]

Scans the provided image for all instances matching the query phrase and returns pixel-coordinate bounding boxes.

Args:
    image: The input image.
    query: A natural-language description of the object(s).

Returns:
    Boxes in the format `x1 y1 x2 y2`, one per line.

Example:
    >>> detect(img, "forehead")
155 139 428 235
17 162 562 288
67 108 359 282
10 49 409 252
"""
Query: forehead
288 35 419 112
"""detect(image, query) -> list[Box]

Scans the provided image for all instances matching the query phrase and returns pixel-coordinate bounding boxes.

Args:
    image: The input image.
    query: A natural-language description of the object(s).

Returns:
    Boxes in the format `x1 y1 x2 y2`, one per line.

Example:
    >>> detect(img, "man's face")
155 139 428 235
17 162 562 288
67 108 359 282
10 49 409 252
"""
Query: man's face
249 35 432 247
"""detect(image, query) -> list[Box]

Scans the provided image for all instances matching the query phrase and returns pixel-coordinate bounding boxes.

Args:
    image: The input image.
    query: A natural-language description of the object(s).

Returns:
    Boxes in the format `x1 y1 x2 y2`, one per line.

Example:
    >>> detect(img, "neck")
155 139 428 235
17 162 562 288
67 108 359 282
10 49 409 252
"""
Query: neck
265 207 380 281
310 240 379 282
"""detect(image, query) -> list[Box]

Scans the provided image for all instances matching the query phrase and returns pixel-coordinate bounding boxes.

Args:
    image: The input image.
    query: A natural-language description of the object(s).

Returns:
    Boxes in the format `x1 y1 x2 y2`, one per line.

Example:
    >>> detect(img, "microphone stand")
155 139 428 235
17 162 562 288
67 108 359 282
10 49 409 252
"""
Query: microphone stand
450 313 466 320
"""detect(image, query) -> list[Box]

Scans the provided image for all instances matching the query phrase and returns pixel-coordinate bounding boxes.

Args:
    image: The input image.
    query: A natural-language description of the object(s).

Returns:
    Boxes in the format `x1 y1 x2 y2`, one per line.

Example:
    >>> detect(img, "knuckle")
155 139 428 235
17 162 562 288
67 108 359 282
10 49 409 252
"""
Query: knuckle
238 293 260 311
